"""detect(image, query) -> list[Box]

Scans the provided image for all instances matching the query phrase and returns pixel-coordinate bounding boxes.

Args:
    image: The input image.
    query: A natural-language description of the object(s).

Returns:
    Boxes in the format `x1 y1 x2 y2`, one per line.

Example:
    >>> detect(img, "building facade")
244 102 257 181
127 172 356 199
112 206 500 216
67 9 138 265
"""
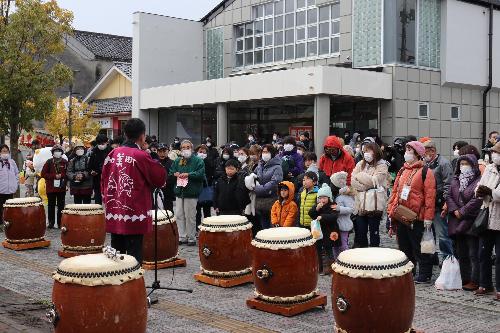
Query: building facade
133 0 500 158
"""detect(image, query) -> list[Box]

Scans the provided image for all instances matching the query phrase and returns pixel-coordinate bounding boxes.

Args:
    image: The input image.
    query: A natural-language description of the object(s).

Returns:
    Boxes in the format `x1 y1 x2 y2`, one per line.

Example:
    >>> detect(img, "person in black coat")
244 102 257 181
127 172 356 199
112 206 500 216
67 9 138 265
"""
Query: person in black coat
214 159 250 215
88 134 112 204
214 147 236 181
157 144 176 212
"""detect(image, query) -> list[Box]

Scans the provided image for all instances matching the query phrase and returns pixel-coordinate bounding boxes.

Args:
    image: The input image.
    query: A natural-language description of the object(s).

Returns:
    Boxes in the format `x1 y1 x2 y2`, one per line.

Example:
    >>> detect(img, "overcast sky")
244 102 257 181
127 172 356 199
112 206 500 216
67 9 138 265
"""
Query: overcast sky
56 0 222 36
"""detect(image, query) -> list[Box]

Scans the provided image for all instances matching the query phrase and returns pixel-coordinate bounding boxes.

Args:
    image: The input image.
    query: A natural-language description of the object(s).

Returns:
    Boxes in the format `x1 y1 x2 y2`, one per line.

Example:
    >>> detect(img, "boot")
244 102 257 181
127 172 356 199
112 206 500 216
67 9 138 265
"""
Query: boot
323 258 334 275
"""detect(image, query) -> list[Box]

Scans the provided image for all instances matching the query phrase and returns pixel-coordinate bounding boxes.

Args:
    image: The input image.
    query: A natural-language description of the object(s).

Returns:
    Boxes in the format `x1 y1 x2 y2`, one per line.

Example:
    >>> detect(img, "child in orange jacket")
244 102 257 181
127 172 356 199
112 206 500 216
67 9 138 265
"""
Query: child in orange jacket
271 181 298 227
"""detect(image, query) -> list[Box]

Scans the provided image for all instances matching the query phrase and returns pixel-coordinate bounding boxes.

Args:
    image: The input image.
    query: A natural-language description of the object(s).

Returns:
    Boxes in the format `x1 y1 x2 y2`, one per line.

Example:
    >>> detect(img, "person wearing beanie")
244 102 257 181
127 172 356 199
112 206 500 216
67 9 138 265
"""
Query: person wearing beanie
423 139 453 263
329 171 354 257
271 181 298 227
387 141 436 283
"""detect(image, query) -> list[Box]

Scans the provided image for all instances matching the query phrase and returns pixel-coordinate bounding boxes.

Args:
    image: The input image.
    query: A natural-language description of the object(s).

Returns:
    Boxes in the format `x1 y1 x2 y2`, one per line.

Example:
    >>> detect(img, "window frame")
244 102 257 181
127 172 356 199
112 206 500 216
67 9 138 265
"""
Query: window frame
418 102 430 120
450 105 460 121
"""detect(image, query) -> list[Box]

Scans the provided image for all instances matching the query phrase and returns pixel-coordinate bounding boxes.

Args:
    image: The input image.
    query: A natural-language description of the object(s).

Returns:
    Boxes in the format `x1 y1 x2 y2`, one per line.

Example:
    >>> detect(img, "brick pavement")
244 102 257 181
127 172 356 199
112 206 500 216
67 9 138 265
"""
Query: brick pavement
0 190 499 332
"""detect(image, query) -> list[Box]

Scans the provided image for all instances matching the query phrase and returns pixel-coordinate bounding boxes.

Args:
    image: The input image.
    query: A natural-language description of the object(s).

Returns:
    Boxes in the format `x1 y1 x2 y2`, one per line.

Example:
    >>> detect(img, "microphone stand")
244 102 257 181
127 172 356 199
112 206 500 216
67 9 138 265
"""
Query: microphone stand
146 188 192 305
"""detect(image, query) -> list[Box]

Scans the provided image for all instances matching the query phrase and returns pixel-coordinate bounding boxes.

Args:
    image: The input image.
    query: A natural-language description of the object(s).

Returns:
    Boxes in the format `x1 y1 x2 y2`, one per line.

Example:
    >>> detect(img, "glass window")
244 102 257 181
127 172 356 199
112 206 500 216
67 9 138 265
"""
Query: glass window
235 25 244 38
236 53 243 67
296 11 306 26
285 29 295 43
264 49 274 63
275 31 284 45
319 22 329 38
331 36 339 53
255 50 263 64
275 0 284 15
275 15 284 30
207 27 224 79
255 20 263 34
285 0 294 13
254 5 264 19
307 40 317 56
296 43 306 58
308 25 318 39
384 0 416 65
352 0 383 67
332 3 340 18
265 3 274 16
307 0 316 5
285 13 295 28
245 23 254 36
265 33 273 46
255 36 263 48
245 37 253 50
297 0 306 9
307 8 318 24
297 27 306 41
418 0 440 68
264 18 273 33
236 39 244 51
319 6 330 21
319 39 329 55
285 45 294 59
275 46 284 61
332 21 340 35
245 52 253 65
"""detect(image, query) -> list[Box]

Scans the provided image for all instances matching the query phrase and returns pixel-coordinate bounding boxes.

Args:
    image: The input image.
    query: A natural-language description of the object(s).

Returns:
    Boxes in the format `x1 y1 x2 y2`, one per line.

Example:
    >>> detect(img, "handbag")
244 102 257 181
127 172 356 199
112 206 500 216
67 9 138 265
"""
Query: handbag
391 169 419 226
357 188 386 218
468 207 489 236
198 179 214 204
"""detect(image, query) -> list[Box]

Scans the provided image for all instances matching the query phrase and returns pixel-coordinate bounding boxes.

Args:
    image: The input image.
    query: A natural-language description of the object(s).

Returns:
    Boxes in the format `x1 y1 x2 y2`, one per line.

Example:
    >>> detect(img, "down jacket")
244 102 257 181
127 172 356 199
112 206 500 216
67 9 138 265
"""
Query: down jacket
299 185 318 227
318 136 355 183
254 155 283 198
476 163 500 231
351 159 390 214
388 160 436 223
271 181 298 227
446 154 483 237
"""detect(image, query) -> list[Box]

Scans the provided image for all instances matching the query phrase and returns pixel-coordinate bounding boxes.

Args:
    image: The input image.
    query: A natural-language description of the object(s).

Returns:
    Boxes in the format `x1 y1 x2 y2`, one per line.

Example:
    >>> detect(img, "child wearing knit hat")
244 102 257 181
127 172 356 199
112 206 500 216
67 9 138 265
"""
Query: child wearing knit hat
330 171 355 258
308 183 340 275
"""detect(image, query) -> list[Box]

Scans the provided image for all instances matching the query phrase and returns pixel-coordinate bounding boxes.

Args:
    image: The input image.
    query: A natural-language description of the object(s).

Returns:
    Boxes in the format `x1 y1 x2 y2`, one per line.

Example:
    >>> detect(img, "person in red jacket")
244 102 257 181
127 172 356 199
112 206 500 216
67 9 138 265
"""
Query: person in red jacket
101 118 167 263
41 145 68 229
318 136 355 184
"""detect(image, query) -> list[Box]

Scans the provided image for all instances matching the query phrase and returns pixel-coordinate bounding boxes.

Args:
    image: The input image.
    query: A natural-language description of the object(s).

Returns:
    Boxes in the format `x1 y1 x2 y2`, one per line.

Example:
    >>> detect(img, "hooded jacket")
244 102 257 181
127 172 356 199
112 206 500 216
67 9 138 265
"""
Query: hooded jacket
319 136 355 183
255 155 284 198
446 154 483 236
0 157 19 194
271 181 298 227
388 160 436 223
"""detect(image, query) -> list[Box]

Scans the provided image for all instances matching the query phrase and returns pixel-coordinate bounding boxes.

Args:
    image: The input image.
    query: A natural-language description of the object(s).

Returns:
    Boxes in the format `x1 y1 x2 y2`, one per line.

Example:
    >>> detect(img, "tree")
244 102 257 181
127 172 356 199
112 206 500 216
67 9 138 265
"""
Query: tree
45 97 101 145
0 0 73 167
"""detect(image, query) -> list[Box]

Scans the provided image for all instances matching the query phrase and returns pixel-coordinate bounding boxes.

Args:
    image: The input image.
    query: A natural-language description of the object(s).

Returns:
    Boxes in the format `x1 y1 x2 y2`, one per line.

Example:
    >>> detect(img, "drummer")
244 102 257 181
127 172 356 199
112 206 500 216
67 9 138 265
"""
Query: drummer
101 118 167 263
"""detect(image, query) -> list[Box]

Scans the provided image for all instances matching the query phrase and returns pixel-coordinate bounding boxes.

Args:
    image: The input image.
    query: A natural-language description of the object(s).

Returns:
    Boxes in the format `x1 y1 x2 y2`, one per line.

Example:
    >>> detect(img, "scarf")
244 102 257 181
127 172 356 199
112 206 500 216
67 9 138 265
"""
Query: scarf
459 170 475 192
0 159 10 169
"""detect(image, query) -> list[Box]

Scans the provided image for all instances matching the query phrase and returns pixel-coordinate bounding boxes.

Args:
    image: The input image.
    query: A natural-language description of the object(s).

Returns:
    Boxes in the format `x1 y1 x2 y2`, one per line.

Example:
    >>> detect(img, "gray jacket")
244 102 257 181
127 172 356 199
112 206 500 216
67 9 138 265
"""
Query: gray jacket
254 155 283 198
67 155 92 190
335 193 355 232
427 155 452 207
0 158 19 194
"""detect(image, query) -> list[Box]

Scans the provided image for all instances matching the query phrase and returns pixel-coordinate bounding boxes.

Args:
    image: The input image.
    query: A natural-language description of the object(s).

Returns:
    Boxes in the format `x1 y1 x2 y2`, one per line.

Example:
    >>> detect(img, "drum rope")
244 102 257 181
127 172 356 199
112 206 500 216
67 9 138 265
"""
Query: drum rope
142 252 179 265
254 288 319 304
61 244 104 252
5 236 46 244
200 266 252 278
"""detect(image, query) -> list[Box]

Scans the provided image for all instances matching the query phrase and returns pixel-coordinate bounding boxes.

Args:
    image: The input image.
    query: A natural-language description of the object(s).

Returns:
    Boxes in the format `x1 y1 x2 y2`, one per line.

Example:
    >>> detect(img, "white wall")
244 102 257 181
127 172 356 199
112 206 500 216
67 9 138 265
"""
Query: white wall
132 12 204 130
441 0 500 89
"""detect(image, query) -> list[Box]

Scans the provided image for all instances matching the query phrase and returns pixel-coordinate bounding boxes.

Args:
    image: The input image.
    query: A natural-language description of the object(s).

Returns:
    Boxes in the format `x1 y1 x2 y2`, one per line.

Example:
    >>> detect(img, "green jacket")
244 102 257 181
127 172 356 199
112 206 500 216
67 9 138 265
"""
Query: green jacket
299 185 318 227
169 155 206 198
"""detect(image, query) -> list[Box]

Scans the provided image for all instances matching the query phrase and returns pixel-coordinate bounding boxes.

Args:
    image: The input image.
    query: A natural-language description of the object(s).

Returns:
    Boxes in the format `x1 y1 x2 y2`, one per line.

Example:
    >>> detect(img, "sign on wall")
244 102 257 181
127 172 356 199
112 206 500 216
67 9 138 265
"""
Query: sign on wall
96 117 112 129
289 126 313 140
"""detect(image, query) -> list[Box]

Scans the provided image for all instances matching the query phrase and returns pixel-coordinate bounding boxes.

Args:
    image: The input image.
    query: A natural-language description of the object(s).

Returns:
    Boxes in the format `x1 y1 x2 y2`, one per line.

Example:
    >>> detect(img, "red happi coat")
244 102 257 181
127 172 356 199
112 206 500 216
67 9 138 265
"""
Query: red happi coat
101 144 167 235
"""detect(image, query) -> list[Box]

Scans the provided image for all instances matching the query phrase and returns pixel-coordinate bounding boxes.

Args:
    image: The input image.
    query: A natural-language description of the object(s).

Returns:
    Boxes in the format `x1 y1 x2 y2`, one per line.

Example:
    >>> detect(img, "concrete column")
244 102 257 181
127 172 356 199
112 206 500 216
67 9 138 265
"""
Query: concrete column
314 95 330 157
217 103 228 146
158 109 177 144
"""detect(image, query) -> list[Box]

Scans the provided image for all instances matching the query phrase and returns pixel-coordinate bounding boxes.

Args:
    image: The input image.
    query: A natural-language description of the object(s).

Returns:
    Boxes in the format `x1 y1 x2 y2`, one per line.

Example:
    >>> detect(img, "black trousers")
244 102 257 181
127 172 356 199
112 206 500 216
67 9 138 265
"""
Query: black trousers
196 202 212 227
479 230 500 290
74 195 92 204
93 176 102 205
0 194 14 224
111 233 144 264
47 192 66 227
396 221 434 278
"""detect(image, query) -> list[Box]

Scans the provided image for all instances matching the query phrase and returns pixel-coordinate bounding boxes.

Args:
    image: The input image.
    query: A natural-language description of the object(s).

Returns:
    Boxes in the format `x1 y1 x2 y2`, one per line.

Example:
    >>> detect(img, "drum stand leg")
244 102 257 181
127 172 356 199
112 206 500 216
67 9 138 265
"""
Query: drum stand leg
146 189 193 306
246 294 328 317
2 239 50 251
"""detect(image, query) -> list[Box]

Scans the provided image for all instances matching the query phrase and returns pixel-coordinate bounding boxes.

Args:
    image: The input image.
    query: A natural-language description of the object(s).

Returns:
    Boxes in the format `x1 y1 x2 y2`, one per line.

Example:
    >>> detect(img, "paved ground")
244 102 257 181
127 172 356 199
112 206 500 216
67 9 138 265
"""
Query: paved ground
0 190 499 332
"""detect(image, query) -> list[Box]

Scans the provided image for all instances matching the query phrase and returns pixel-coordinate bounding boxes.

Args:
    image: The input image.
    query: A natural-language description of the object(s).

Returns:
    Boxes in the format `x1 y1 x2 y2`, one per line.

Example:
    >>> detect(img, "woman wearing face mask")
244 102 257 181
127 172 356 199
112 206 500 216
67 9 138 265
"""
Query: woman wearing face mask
237 148 251 175
474 142 500 299
387 141 436 283
67 142 92 204
0 145 19 228
248 145 262 173
215 147 235 181
195 145 213 228
451 141 468 173
246 144 283 231
88 134 112 204
280 136 304 183
41 145 68 229
446 154 483 292
351 143 389 248
245 134 256 149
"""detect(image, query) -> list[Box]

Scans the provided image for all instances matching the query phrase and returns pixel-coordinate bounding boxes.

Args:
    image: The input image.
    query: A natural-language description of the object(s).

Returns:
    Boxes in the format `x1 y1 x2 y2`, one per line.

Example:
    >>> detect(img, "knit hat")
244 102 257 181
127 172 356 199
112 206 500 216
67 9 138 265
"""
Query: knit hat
317 183 333 201
419 136 431 144
491 142 500 154
330 171 348 189
406 141 425 158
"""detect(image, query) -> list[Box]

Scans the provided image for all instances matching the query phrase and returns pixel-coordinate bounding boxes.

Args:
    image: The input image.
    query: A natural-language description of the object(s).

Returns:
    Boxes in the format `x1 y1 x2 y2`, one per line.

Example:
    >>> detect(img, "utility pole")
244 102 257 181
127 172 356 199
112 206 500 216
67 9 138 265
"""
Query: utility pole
68 82 73 145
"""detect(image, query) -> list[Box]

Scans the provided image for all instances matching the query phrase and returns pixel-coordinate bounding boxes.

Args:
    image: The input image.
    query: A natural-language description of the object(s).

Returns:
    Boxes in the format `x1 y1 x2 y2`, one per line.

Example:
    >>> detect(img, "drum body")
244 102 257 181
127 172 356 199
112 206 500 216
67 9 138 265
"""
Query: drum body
3 197 46 243
251 227 318 302
143 210 179 264
331 248 415 333
60 204 105 254
198 215 253 277
51 253 147 333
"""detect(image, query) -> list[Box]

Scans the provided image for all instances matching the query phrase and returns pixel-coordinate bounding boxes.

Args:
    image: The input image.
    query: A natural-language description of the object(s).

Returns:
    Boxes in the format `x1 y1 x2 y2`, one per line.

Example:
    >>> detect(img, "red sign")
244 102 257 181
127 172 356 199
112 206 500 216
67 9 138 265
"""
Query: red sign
289 126 313 140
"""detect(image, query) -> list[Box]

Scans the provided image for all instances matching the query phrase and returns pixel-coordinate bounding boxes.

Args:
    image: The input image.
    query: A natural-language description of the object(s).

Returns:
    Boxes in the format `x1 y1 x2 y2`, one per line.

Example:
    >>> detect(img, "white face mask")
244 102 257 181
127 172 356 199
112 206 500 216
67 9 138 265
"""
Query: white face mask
98 144 107 151
297 149 303 156
363 152 374 163
238 155 247 163
262 153 271 162
283 144 294 152
181 149 192 159
0 153 9 160
460 165 472 174
248 136 254 142
492 152 500 166
453 149 460 157
75 149 84 156
198 152 207 159
222 154 230 160
404 152 415 163
273 135 277 141
424 155 432 162
206 142 212 147
53 151 62 159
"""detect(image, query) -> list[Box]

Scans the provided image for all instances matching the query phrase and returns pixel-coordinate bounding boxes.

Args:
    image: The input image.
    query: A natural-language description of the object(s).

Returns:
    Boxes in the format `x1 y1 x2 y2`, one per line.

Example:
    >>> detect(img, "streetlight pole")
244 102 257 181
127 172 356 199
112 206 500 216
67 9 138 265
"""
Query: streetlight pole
68 82 73 145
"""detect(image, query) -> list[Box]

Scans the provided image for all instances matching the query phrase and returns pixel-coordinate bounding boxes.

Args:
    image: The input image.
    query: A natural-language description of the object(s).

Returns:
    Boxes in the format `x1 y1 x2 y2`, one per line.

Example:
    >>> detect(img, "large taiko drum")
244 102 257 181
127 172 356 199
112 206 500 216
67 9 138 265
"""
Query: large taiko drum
331 248 415 333
60 204 106 256
142 210 179 265
50 253 147 333
2 197 47 245
198 215 253 278
251 227 318 303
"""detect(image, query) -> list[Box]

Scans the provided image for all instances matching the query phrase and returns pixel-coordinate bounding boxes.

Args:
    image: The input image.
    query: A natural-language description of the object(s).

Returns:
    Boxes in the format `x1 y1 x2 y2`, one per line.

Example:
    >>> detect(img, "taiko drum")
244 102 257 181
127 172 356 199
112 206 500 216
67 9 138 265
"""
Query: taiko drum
142 210 179 264
3 197 46 244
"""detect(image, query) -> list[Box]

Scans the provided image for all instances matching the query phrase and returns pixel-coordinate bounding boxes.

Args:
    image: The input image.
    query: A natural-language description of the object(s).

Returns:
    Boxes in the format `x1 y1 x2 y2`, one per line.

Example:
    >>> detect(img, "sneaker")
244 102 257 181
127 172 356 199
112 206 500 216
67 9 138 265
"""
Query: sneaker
414 275 431 284
187 240 197 246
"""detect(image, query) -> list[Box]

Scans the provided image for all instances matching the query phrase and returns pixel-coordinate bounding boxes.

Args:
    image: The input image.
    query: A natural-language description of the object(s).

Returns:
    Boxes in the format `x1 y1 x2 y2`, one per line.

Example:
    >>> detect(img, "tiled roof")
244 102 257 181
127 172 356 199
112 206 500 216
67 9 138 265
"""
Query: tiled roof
92 97 132 115
114 62 132 79
74 30 132 62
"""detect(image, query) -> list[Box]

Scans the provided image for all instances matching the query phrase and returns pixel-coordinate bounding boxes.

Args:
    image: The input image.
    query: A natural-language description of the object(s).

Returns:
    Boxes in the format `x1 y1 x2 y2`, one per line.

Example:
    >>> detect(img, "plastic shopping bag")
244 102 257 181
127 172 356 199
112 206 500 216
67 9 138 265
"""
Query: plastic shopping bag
311 220 323 240
420 226 435 254
435 256 462 290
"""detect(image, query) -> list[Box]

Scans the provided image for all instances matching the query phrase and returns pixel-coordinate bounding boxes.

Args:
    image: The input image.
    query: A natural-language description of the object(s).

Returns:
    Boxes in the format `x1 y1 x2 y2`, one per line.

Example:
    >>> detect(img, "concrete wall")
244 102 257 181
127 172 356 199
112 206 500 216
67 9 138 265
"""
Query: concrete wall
132 12 204 131
202 0 353 78
381 65 500 160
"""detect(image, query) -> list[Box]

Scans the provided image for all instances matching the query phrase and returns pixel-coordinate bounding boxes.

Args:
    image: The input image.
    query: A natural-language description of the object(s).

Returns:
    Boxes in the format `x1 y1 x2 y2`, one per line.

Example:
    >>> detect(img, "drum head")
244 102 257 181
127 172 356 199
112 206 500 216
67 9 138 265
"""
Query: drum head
53 253 144 286
149 210 175 225
332 248 414 279
4 197 42 207
62 204 105 215
199 215 251 233
252 227 315 250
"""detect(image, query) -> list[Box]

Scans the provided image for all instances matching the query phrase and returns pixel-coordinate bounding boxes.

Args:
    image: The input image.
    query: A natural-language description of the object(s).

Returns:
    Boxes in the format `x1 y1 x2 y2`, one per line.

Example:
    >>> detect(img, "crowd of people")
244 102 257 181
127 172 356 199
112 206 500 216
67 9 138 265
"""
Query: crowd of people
1 122 500 300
